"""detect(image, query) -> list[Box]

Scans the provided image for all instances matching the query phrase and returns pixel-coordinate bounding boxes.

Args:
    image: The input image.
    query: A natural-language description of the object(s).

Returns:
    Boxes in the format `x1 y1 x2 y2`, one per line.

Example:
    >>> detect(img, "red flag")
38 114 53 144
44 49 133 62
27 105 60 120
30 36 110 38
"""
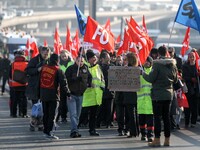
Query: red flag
127 20 149 64
117 29 128 56
181 27 190 57
54 27 63 55
105 18 111 32
71 30 80 58
115 34 121 44
104 18 114 38
193 51 200 70
44 39 48 47
65 26 72 51
84 16 114 52
25 39 31 57
30 41 39 58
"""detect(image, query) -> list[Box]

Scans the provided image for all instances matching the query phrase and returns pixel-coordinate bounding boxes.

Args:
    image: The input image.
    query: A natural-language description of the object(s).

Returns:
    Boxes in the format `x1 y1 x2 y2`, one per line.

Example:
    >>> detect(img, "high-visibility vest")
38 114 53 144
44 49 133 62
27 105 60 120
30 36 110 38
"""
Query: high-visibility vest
82 64 105 107
137 67 153 114
9 61 28 87
60 61 74 73
40 65 59 89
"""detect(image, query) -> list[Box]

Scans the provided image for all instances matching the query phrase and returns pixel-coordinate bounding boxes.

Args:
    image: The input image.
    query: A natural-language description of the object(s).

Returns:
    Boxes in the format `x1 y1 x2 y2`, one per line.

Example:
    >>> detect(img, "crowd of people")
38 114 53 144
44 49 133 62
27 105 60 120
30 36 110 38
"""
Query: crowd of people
1 44 200 147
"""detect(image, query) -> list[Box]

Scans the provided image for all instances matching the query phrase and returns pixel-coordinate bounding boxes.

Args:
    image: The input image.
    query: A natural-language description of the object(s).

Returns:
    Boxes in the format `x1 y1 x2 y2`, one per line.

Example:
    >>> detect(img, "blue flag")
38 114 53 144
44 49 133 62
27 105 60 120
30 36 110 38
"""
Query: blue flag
74 5 87 35
175 0 200 32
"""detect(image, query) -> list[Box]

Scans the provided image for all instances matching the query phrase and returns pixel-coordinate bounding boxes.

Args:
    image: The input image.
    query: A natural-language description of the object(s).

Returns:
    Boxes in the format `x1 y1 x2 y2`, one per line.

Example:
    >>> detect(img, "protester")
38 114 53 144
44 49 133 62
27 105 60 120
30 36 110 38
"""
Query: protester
115 54 129 136
1 54 10 95
56 50 74 123
9 50 28 118
137 56 154 142
96 51 115 128
109 51 117 65
149 48 158 60
143 46 178 147
26 46 50 131
65 55 92 138
0 53 3 86
82 49 105 136
40 53 70 139
182 52 199 128
168 47 182 71
121 52 139 138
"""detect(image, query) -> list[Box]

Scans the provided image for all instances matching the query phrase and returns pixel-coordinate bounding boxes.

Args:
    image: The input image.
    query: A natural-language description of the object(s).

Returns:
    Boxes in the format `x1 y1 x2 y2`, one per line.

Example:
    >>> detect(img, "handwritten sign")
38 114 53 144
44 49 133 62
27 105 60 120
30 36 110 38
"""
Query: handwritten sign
108 66 140 92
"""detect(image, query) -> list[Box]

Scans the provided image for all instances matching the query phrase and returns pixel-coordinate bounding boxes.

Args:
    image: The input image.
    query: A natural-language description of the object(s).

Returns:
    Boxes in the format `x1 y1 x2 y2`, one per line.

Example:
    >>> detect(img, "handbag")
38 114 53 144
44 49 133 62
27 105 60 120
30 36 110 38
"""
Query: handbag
31 100 43 118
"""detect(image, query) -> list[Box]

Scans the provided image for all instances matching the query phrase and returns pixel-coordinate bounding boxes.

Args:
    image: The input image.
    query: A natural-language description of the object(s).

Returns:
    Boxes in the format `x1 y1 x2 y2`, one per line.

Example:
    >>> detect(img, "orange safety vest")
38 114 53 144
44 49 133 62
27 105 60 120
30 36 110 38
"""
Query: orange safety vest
40 65 59 89
9 61 28 87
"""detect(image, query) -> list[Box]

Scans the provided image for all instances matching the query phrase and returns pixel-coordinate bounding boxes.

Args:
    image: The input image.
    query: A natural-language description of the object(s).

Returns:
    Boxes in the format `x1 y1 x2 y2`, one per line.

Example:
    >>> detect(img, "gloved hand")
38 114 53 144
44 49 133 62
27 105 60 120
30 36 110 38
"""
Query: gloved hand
191 78 197 83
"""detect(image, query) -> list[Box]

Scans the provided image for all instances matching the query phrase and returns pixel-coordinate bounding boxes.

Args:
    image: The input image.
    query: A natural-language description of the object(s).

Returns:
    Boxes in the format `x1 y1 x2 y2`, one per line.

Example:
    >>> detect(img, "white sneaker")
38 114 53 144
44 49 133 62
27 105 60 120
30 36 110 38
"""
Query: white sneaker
44 133 59 140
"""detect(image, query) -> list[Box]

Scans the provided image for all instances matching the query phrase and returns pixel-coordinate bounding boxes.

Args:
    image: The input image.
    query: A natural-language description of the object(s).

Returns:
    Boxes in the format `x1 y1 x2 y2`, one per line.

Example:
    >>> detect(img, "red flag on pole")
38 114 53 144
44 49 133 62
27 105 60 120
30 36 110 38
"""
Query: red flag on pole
71 30 80 58
54 27 63 55
105 18 111 31
181 27 190 57
25 39 30 57
84 16 114 52
30 41 39 58
115 34 121 44
117 29 128 56
44 39 48 47
127 20 150 64
65 26 72 51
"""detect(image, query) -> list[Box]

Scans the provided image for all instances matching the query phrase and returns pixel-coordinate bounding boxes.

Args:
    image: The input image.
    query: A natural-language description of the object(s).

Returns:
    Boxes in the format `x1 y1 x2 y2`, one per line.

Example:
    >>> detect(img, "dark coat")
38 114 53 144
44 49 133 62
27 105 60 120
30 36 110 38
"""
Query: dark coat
40 64 70 101
143 57 178 101
25 54 48 100
182 62 199 96
100 63 114 99
65 63 92 96
1 57 10 79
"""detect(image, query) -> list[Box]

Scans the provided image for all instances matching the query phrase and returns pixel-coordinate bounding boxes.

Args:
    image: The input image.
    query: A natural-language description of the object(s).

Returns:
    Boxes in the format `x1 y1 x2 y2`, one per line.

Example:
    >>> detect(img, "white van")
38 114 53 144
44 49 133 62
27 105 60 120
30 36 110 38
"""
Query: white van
156 43 192 62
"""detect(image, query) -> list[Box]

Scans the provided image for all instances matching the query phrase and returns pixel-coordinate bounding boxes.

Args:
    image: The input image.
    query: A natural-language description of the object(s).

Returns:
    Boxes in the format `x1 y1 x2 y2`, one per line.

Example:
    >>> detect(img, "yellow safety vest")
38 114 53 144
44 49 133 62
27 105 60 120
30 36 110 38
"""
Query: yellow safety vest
82 64 105 107
137 67 153 114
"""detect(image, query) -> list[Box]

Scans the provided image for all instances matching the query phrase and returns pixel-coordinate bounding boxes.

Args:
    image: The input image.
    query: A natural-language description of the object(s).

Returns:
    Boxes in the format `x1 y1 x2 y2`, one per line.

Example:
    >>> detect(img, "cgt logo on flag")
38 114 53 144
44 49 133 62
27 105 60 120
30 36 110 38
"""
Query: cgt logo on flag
84 16 114 52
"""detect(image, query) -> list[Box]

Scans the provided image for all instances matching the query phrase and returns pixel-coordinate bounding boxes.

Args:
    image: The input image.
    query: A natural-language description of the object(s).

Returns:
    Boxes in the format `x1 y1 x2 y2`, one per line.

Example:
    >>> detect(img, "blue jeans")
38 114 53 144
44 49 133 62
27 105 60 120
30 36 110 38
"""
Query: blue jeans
67 95 83 133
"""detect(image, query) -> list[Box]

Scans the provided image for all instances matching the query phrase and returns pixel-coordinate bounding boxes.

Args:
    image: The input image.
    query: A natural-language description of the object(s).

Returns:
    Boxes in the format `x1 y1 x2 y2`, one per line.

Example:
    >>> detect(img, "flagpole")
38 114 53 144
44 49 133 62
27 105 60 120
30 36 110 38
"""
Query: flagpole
136 47 144 72
168 21 176 47
76 44 84 77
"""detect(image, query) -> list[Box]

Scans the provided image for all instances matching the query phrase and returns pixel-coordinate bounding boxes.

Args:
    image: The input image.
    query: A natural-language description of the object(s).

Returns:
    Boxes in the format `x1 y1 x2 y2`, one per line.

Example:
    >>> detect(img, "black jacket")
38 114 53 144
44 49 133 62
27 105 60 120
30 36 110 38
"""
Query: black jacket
25 54 48 100
40 63 70 101
65 63 92 96
100 63 115 99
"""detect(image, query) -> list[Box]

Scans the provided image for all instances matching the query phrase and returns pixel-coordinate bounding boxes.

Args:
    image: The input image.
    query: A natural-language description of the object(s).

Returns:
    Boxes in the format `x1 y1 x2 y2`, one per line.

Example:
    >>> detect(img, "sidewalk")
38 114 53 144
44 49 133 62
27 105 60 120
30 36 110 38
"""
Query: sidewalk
0 91 200 150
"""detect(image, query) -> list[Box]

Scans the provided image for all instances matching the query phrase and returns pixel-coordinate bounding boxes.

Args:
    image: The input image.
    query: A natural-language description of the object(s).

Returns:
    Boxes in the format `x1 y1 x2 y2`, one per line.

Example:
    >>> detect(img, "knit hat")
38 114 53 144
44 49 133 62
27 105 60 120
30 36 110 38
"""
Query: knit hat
86 50 95 60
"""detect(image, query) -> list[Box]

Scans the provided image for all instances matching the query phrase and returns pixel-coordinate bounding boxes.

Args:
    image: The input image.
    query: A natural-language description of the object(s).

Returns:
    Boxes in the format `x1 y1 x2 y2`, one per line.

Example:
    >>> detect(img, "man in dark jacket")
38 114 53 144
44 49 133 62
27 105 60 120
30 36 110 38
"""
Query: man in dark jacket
40 53 70 140
65 55 92 138
143 46 178 147
26 46 50 131
1 54 10 95
96 51 114 128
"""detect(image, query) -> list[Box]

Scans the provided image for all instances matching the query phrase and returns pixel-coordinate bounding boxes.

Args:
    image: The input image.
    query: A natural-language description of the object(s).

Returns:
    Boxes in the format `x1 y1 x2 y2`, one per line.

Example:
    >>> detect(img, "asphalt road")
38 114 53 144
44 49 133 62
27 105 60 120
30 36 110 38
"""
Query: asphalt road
0 91 200 150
